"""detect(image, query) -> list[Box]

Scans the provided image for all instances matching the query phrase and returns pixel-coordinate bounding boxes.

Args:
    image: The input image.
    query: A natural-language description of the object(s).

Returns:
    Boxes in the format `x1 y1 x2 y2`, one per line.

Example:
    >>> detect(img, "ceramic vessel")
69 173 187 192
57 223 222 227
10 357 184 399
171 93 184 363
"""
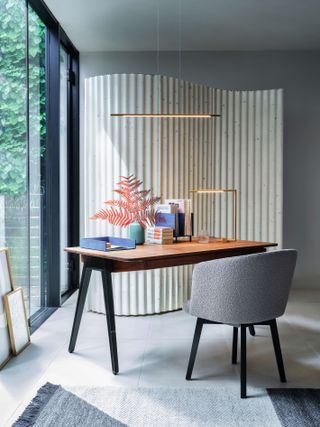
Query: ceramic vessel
128 222 145 245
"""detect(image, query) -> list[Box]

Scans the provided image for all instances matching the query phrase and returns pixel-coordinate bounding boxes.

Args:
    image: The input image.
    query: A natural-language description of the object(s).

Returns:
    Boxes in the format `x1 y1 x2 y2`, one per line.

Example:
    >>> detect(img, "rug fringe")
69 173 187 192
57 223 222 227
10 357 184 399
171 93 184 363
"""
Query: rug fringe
12 382 59 427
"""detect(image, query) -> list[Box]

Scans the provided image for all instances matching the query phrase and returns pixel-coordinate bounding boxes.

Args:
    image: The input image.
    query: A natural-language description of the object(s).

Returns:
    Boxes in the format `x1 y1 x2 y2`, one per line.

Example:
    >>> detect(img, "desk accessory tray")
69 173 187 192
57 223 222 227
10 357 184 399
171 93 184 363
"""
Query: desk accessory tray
80 236 136 252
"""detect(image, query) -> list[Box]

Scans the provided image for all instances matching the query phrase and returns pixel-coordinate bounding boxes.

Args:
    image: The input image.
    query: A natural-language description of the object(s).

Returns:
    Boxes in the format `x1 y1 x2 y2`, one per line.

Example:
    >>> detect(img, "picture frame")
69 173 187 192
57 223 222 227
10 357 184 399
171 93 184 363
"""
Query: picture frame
0 248 14 369
4 288 30 356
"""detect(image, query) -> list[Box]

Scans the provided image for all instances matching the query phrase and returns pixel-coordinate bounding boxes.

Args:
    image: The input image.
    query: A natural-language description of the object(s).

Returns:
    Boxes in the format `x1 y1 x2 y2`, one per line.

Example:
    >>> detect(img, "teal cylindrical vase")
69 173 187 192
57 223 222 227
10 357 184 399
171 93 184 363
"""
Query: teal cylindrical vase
128 222 145 245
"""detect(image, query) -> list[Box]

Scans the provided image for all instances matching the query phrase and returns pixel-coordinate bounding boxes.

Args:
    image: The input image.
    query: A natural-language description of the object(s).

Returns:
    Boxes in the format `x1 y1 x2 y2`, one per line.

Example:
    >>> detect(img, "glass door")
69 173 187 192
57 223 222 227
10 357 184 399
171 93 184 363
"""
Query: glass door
59 46 69 296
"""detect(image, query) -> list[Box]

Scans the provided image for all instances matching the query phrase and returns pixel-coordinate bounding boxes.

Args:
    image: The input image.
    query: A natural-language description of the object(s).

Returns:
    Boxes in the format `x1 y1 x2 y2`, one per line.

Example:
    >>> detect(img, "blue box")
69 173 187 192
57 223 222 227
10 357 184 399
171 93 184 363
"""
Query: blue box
80 236 136 252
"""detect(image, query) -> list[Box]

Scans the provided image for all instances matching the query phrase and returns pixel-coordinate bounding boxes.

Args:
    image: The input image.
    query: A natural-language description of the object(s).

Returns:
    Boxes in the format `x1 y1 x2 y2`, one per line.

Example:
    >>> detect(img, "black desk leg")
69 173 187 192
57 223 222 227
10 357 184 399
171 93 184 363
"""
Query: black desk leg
69 262 92 353
101 266 119 375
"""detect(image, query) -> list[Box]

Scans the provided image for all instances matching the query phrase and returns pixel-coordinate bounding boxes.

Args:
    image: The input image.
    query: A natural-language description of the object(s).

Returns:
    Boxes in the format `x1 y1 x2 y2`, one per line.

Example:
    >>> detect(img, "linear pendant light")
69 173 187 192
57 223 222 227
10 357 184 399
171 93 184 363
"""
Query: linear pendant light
111 113 220 118
111 1 220 119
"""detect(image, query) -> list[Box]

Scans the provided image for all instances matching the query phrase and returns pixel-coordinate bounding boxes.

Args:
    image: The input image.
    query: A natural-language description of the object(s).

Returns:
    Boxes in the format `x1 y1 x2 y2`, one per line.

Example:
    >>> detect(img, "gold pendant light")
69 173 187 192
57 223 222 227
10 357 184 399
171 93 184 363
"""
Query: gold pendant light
111 114 220 118
111 0 220 119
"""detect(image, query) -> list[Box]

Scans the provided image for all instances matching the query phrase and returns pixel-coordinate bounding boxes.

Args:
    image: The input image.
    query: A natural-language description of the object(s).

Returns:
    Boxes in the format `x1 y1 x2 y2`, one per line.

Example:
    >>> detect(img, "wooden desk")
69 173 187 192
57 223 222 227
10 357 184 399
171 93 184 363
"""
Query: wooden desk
65 239 277 374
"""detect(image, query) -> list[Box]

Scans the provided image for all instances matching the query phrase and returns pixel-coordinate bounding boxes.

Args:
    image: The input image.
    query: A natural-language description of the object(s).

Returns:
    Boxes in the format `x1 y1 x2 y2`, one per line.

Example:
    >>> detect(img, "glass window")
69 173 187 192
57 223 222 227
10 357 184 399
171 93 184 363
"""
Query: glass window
0 0 47 318
28 4 47 316
0 0 79 326
0 0 29 311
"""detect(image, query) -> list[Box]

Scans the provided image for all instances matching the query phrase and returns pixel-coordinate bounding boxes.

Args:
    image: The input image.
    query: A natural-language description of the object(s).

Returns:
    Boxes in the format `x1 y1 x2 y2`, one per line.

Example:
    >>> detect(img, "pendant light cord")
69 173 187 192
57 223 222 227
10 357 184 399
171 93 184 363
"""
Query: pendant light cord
156 0 160 76
156 0 160 114
156 0 161 188
178 0 182 81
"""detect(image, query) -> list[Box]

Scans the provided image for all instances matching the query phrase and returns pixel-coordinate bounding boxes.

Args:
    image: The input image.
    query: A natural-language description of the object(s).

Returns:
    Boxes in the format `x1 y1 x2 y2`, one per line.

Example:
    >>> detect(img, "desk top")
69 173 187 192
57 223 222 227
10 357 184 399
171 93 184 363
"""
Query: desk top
65 239 277 272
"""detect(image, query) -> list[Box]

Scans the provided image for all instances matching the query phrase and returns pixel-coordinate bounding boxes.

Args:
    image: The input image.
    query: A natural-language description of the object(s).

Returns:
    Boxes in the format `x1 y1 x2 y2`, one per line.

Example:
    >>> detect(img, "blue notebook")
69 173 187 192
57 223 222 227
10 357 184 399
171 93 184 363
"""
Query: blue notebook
156 213 178 231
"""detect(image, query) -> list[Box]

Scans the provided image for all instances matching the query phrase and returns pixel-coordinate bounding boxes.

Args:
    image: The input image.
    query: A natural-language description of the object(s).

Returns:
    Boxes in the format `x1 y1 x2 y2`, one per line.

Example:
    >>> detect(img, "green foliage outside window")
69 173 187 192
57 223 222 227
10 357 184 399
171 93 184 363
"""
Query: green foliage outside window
0 0 46 195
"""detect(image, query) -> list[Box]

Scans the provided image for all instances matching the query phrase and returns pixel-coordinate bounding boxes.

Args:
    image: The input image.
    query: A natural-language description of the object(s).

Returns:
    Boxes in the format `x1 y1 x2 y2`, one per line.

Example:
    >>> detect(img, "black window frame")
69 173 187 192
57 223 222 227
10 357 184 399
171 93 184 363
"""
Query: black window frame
60 29 80 304
27 0 79 330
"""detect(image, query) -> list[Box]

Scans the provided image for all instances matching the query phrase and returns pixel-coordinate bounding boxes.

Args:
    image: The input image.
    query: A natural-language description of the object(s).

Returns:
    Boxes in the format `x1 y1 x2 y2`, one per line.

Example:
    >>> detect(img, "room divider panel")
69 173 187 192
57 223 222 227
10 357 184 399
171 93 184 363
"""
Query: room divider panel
84 74 283 315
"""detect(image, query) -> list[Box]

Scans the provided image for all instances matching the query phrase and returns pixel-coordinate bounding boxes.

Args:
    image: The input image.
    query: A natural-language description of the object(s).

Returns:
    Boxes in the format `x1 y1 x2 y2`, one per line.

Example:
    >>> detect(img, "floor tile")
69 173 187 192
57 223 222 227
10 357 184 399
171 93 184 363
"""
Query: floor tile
2 289 320 426
139 337 237 388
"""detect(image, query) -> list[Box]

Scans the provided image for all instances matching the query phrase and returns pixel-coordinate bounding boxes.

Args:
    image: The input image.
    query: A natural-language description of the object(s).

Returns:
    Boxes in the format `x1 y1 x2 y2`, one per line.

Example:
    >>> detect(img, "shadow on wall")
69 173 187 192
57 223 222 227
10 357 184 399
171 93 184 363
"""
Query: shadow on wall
84 73 283 315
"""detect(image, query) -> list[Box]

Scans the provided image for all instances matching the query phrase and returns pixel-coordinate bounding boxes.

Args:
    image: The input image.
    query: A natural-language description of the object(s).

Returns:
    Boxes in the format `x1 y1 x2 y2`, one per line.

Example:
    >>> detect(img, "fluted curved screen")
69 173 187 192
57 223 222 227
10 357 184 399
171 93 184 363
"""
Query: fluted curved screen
84 74 283 315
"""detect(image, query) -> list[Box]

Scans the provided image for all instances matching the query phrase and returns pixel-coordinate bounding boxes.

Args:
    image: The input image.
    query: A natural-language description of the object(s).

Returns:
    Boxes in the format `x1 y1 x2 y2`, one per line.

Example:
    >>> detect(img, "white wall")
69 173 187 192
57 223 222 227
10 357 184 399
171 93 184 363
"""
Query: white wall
83 74 282 314
80 51 320 289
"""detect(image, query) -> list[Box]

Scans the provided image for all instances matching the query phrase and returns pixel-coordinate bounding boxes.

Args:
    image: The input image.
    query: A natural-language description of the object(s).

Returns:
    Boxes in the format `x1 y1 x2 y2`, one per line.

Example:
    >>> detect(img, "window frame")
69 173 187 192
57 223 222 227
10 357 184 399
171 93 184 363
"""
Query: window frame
60 30 80 303
27 0 79 329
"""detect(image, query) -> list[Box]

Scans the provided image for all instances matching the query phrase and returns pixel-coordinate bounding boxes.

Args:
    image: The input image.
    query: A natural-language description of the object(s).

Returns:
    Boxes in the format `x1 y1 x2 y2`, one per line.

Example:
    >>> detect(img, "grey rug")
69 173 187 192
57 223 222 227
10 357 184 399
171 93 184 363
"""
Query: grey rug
13 383 126 427
14 383 282 427
267 388 320 427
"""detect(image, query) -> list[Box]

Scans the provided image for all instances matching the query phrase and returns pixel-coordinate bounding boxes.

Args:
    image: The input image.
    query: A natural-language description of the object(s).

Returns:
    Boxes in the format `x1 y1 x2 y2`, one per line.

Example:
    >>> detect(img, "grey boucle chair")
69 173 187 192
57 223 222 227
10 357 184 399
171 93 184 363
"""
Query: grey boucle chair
184 250 297 398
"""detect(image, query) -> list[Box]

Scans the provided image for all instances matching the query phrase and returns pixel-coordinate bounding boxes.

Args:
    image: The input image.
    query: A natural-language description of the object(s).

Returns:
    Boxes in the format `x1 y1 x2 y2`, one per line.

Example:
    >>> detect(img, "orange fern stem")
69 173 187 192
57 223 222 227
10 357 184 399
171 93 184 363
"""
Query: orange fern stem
90 175 161 228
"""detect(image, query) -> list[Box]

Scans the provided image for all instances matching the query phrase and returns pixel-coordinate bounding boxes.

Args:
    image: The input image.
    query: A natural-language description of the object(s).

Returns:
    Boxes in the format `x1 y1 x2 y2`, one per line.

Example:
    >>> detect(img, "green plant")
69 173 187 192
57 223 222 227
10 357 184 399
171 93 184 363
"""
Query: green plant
91 175 161 228
0 0 46 195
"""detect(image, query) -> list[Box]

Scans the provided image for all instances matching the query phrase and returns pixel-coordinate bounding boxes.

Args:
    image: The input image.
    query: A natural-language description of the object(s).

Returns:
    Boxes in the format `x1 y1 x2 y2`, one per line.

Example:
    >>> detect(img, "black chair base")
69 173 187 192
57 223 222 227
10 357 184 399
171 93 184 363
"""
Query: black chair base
249 325 256 336
186 318 286 398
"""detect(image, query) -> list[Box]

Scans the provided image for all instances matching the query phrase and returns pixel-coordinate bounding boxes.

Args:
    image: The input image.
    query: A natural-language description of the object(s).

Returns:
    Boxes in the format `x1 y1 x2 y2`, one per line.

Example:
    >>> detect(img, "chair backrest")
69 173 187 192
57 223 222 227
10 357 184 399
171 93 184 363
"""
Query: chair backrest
188 250 297 324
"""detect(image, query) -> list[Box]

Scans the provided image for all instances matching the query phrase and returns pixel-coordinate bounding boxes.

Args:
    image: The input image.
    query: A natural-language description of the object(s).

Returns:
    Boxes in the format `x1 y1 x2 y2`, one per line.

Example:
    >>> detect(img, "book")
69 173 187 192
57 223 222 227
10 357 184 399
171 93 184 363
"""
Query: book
146 233 173 239
155 213 178 234
146 226 173 232
146 230 173 236
156 203 179 214
147 239 173 245
164 199 192 214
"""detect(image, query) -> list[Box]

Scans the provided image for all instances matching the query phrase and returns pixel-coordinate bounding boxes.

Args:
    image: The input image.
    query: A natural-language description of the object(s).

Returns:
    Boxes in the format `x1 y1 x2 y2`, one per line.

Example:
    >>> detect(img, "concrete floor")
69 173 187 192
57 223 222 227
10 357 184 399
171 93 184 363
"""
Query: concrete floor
1 289 320 426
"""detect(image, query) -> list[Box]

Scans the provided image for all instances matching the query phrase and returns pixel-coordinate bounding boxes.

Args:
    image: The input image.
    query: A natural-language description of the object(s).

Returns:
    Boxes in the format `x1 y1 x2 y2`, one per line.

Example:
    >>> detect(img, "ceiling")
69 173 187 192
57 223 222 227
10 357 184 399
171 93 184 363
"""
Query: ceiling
44 0 320 52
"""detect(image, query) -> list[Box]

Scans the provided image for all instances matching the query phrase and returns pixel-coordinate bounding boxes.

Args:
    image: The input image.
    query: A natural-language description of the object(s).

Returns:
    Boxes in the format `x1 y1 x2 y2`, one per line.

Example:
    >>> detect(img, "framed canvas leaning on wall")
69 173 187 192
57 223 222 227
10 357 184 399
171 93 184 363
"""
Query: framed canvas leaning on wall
4 288 30 355
0 248 14 368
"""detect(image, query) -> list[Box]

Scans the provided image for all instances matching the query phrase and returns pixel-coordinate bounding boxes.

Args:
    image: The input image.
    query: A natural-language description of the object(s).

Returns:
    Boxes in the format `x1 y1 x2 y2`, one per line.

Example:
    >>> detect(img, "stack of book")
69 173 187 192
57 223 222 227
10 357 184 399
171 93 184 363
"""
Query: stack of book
156 199 193 238
146 227 174 244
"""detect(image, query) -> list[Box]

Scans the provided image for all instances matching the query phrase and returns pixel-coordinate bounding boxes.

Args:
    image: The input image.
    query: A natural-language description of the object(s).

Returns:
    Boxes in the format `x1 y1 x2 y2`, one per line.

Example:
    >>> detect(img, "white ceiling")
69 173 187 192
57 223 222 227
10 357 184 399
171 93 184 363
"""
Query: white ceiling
44 0 320 52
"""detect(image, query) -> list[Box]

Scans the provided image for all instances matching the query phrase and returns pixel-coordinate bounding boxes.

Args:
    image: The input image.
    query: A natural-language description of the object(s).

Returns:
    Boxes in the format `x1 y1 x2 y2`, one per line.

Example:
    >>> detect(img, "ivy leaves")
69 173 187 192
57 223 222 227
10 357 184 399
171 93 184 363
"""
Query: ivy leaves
0 0 46 195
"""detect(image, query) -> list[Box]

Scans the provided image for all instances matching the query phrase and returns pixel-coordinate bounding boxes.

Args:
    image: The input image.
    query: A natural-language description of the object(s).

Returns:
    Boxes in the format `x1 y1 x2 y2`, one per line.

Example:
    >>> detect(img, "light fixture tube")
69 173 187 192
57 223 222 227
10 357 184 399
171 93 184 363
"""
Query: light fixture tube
111 113 220 118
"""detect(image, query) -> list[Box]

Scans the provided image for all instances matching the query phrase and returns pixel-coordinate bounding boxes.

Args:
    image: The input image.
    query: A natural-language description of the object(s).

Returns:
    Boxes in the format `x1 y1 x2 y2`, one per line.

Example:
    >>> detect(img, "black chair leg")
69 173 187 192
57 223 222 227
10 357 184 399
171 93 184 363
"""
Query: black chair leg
232 327 238 364
249 325 256 336
270 319 286 382
186 318 204 380
240 325 247 398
